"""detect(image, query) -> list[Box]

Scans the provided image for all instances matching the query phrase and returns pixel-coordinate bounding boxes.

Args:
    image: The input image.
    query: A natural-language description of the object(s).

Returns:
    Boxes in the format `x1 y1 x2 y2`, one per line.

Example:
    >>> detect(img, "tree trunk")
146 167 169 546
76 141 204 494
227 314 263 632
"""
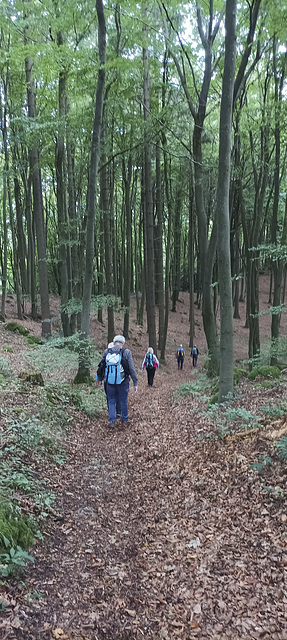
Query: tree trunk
216 0 236 402
122 155 132 339
55 35 70 337
25 53 51 337
76 0 106 381
143 33 156 351
188 167 195 347
101 133 115 343
155 144 164 351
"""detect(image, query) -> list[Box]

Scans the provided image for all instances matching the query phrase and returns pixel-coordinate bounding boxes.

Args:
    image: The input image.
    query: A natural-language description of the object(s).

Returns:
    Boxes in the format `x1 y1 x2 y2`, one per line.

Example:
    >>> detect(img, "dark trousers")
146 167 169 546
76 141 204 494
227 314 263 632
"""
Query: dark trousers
146 367 156 387
177 356 184 369
192 355 198 367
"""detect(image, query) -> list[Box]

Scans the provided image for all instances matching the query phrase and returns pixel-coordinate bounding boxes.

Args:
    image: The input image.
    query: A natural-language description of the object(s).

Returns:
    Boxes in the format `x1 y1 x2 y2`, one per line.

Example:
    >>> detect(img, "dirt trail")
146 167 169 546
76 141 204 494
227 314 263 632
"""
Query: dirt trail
6 360 285 640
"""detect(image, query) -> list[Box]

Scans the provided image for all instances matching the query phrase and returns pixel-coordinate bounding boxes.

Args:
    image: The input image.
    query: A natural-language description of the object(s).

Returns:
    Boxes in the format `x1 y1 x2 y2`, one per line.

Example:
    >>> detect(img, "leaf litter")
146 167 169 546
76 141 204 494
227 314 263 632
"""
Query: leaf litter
0 280 286 639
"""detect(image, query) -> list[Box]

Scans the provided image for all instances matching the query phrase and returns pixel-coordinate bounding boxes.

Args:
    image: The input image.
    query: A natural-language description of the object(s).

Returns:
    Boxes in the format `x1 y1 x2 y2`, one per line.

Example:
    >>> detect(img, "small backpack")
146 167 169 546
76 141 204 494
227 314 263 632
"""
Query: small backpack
192 346 197 356
145 352 154 368
178 348 184 357
105 351 123 385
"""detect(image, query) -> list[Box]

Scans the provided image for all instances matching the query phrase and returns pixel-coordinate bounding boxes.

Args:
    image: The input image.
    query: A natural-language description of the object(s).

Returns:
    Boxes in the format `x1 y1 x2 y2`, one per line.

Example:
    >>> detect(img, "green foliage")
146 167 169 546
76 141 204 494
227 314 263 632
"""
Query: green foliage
248 366 281 381
206 403 261 439
0 358 10 378
3 347 13 353
250 456 273 474
259 404 287 419
275 436 287 460
175 373 211 399
6 323 29 336
0 543 34 577
0 502 34 556
233 367 248 384
25 336 43 347
70 388 106 415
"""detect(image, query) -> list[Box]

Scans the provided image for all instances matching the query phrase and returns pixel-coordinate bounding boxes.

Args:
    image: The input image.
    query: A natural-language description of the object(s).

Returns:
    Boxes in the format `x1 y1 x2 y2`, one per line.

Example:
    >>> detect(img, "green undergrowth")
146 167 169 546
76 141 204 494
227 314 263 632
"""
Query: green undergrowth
176 366 248 404
205 403 261 439
26 333 102 380
175 373 211 400
6 322 29 336
248 365 281 381
0 342 106 580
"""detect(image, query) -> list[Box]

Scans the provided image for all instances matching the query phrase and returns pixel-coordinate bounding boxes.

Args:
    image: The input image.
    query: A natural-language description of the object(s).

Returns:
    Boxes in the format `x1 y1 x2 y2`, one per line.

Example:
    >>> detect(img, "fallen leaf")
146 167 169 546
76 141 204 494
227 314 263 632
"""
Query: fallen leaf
125 609 136 617
193 604 202 614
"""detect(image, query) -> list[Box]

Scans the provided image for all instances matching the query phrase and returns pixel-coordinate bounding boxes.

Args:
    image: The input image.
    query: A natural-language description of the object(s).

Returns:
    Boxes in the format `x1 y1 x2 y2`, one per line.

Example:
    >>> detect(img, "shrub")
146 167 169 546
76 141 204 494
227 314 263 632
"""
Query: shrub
0 501 34 554
248 365 281 381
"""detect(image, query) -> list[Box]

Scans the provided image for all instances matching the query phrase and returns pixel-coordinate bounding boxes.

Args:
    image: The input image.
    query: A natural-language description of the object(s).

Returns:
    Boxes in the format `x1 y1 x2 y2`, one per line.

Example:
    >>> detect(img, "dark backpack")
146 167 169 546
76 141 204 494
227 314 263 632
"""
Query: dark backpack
178 348 184 357
96 358 106 382
145 352 154 368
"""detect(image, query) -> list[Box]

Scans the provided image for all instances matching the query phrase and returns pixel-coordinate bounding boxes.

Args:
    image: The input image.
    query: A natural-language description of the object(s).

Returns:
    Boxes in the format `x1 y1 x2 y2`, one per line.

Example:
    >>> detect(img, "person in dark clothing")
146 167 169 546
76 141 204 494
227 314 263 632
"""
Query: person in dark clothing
142 347 159 387
176 344 185 369
100 335 137 426
191 345 199 367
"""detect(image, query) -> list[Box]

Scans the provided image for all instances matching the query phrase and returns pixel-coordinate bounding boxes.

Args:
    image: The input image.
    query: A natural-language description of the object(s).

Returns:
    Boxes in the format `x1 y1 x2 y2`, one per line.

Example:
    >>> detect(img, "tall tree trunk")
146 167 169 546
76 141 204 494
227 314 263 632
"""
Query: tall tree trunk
101 130 115 343
122 154 132 339
13 175 28 295
143 28 156 351
55 33 70 337
25 52 51 337
270 43 286 364
189 166 195 347
216 0 236 402
155 143 164 351
171 184 182 313
76 0 106 381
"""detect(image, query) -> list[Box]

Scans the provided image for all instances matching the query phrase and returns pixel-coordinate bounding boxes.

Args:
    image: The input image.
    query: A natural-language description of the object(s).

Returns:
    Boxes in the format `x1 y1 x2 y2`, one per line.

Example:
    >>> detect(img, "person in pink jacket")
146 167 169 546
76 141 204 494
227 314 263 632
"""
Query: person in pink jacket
142 347 159 387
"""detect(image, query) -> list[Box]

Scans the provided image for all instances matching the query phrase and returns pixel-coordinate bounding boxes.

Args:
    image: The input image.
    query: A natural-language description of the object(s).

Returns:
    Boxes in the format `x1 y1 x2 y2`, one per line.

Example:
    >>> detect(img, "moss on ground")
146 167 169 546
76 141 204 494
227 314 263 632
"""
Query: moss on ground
6 322 29 336
248 366 281 381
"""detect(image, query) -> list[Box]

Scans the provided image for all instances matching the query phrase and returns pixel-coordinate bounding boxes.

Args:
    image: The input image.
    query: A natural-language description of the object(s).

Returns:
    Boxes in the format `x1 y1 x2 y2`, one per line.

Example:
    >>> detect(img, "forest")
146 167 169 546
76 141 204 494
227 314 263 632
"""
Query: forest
0 2 287 638
0 0 286 398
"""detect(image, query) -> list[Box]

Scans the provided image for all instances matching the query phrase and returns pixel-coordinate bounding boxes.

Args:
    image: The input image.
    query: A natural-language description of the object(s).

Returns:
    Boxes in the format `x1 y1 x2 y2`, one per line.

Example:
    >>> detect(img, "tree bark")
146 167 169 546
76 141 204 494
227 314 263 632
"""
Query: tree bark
216 0 236 402
143 27 157 351
76 0 106 381
25 53 51 337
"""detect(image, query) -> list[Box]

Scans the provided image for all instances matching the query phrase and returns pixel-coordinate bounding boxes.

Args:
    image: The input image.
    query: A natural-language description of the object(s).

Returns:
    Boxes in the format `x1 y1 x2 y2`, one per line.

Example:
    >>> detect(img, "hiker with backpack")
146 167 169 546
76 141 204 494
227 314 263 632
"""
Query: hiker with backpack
142 347 159 387
176 344 185 369
98 335 137 427
191 345 199 367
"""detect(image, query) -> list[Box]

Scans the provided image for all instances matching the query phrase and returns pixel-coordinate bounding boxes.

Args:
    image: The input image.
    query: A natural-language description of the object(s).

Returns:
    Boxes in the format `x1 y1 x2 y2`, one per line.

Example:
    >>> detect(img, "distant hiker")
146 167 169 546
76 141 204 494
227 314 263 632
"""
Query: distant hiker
191 345 199 367
142 347 159 387
99 335 137 427
176 344 185 369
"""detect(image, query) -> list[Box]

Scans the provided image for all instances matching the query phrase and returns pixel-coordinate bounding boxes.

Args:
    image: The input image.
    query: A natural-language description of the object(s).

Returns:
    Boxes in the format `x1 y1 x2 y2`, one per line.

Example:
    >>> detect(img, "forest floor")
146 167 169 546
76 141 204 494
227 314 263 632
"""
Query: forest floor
0 276 286 640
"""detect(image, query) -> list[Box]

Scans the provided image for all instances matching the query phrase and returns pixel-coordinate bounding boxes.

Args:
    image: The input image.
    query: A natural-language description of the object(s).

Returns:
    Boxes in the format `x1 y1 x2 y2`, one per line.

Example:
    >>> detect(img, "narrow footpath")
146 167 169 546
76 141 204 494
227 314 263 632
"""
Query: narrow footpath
5 364 287 640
